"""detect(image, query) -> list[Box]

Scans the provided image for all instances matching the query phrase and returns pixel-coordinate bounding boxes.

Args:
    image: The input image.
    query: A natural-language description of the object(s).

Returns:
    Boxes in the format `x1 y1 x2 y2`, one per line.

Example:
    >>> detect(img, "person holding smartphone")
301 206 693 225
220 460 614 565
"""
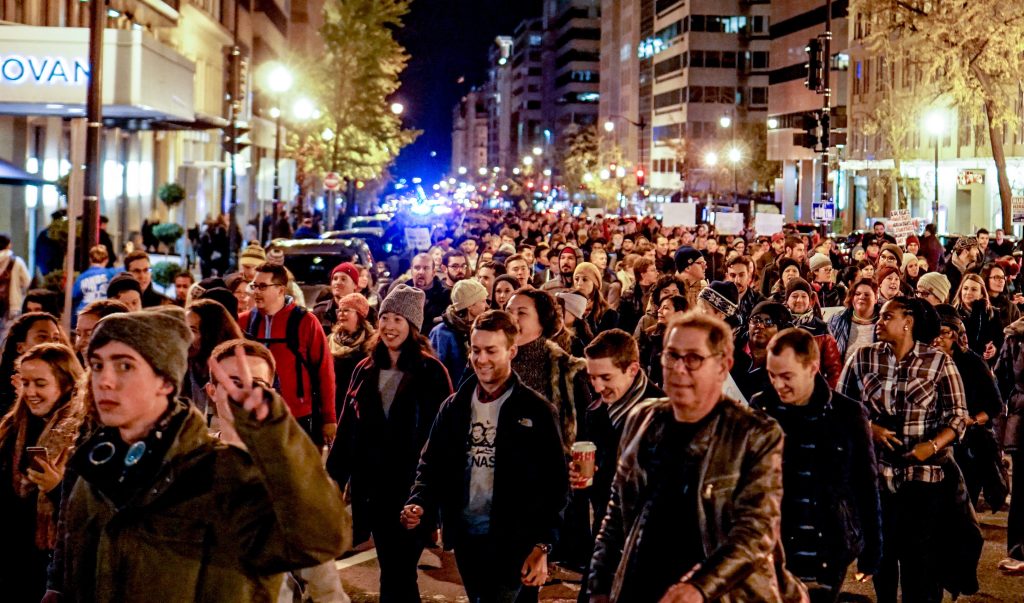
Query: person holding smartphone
0 343 85 602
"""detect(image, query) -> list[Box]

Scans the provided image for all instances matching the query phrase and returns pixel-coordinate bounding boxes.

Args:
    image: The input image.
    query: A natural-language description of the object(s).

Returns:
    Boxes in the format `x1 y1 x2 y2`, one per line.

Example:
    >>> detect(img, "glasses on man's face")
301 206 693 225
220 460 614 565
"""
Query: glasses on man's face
916 289 936 301
129 267 150 275
749 315 776 328
661 349 723 372
448 263 467 271
249 282 283 292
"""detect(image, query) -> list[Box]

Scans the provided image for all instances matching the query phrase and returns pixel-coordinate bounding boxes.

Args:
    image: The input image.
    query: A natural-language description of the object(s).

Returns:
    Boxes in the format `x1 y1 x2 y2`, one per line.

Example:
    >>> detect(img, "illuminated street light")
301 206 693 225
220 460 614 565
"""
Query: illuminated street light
522 156 534 166
727 147 742 164
532 146 543 156
512 167 521 175
321 127 335 141
265 63 293 94
478 167 488 176
599 168 611 180
719 115 732 129
615 166 626 178
492 166 500 173
704 151 719 167
583 172 593 182
603 120 615 133
391 102 405 115
924 109 948 223
269 107 281 119
458 166 468 175
293 97 315 120
767 118 779 129
543 168 552 176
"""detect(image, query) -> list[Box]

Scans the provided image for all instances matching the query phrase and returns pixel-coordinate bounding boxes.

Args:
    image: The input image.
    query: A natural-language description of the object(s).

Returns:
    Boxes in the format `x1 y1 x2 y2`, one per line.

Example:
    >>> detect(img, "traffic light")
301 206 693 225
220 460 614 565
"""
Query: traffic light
793 112 820 149
222 122 251 154
635 167 645 187
819 112 830 149
805 38 823 92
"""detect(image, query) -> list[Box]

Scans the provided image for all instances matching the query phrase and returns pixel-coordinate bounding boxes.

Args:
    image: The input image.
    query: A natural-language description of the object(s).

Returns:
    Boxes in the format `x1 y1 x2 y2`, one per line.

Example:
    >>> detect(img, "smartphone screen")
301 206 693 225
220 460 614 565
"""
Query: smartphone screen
25 446 48 468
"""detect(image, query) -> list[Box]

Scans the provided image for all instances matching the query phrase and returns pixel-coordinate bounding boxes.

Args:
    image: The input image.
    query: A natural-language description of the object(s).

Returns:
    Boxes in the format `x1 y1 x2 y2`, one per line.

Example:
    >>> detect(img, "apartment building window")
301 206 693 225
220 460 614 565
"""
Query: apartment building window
653 123 683 143
654 88 683 110
753 16 767 33
684 15 747 33
654 54 683 78
751 51 769 70
854 61 862 96
750 87 768 106
656 0 683 14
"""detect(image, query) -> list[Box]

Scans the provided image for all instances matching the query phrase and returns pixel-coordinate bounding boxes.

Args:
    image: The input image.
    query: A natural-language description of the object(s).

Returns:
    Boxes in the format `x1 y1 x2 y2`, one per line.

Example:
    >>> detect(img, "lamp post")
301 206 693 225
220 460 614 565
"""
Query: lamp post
604 115 648 203
727 147 743 206
261 62 292 243
924 110 946 225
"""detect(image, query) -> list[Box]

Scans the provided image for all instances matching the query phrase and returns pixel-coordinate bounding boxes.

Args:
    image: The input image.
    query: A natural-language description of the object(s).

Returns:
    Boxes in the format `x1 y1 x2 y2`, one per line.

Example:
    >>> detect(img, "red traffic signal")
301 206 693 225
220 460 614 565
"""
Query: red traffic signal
635 168 645 187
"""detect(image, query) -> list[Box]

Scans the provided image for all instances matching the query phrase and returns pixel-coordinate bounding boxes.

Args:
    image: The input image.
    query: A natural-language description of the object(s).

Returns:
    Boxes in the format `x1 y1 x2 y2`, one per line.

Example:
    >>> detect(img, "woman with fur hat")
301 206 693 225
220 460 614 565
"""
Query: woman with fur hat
0 343 84 602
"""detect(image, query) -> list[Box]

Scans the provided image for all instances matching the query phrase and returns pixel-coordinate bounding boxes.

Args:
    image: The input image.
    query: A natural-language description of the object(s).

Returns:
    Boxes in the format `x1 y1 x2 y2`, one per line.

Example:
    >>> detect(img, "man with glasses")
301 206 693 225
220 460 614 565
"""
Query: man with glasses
674 246 708 309
916 272 952 306
878 244 903 269
239 263 336 447
124 250 171 307
732 301 794 401
442 250 469 288
810 253 846 308
589 312 805 603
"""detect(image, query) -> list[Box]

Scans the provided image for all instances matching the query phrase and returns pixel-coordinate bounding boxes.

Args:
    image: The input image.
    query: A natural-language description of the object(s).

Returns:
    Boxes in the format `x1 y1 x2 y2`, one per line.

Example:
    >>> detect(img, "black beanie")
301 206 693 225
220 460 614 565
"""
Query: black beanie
750 301 794 329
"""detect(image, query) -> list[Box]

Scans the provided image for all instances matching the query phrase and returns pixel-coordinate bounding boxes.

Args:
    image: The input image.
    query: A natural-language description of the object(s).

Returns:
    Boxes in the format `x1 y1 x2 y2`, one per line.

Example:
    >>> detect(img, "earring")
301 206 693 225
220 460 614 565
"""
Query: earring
904 326 909 331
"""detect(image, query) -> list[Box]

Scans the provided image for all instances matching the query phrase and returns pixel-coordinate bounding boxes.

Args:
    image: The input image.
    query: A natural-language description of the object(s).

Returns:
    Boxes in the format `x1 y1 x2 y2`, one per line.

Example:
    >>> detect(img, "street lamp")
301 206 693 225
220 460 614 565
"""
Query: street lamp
261 62 293 243
522 156 534 167
321 127 335 141
292 97 315 121
767 118 779 130
478 167 488 176
390 102 405 115
719 114 732 129
532 146 543 156
704 151 719 167
458 166 468 175
924 109 947 223
727 147 743 205
603 120 615 133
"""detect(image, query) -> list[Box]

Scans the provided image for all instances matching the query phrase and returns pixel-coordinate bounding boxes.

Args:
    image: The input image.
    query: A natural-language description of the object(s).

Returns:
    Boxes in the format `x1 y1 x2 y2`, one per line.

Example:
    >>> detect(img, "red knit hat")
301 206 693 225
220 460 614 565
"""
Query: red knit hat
331 262 360 284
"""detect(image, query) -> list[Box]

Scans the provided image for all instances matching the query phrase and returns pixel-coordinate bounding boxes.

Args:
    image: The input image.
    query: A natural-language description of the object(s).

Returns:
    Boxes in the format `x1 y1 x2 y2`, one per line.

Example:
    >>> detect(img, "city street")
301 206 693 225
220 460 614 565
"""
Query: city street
335 511 1023 602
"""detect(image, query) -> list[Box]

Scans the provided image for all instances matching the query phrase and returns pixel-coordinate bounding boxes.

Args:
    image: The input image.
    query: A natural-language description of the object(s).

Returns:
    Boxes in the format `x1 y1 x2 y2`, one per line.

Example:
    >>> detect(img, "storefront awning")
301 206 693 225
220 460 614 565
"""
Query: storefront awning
0 26 195 122
0 157 49 186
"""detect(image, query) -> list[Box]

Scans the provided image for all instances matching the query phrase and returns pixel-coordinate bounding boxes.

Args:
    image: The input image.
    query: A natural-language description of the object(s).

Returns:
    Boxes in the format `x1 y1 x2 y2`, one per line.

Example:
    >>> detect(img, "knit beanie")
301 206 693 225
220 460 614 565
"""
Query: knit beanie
573 262 602 287
934 303 965 337
875 265 901 286
778 257 801 276
493 274 523 296
905 235 920 247
107 272 142 298
674 246 703 271
881 243 904 264
338 292 370 320
88 309 192 394
901 253 919 272
784 277 813 300
556 291 588 320
266 248 285 266
379 284 426 331
239 243 266 268
917 272 951 303
953 236 979 254
809 253 832 273
331 262 360 284
750 301 794 329
451 279 488 312
698 281 739 316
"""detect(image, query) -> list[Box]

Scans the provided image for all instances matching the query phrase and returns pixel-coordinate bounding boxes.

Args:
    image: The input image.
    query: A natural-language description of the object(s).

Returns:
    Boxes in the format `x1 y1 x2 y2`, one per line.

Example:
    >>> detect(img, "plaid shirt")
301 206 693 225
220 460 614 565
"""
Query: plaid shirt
838 341 968 492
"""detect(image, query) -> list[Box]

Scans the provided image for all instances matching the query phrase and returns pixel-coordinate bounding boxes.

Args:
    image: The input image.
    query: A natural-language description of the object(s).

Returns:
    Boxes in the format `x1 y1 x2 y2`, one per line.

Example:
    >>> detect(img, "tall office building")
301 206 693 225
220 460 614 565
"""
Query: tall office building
645 0 772 203
509 18 547 166
599 0 642 168
451 89 490 177
767 0 848 222
484 36 515 174
543 0 601 146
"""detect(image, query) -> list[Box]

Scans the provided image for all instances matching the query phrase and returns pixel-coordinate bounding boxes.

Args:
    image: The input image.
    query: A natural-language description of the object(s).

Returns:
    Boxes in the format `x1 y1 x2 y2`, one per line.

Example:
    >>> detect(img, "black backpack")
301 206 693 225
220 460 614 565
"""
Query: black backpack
243 306 323 414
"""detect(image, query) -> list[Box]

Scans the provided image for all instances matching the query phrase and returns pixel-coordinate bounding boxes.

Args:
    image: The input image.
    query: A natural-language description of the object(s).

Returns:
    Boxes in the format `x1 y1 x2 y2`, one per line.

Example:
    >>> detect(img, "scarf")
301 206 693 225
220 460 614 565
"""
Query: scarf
8 395 85 549
605 371 651 429
330 325 373 358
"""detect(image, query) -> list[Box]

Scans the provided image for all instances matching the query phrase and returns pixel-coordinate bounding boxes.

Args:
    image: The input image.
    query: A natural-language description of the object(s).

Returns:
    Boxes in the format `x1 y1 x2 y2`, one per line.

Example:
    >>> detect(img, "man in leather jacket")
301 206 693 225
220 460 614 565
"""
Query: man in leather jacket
589 312 806 603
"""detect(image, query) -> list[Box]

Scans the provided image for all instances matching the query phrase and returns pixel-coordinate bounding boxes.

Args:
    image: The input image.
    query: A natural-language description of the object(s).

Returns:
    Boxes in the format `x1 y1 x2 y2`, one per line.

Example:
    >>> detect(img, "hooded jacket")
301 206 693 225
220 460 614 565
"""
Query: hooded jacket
53 397 345 603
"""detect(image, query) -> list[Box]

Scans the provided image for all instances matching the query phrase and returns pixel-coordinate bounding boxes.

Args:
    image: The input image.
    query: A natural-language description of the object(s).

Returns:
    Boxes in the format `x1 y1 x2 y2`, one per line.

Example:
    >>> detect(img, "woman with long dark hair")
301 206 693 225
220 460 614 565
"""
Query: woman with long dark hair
828 278 879 362
184 300 243 419
951 273 1003 362
0 343 84 601
0 313 64 416
327 285 452 603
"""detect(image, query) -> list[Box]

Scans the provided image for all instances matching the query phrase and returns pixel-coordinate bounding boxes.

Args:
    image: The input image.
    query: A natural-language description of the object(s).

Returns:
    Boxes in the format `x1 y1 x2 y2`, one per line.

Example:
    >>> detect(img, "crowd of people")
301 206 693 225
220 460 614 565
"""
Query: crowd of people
0 207 1021 602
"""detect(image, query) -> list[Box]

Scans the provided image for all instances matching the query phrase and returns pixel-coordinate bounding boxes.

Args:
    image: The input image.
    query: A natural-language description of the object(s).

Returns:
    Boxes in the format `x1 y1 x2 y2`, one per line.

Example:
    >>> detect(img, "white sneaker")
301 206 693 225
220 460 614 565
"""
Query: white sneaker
997 557 1024 573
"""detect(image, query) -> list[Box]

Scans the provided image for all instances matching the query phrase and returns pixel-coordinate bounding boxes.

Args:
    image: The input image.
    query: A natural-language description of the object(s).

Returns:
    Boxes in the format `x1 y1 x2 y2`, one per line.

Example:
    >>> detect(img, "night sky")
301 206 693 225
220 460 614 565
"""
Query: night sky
393 0 544 182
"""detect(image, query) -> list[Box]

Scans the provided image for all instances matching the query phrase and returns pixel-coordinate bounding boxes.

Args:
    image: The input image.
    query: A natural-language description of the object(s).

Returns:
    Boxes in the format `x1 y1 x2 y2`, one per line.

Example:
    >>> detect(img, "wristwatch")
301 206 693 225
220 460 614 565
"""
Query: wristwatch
534 543 552 554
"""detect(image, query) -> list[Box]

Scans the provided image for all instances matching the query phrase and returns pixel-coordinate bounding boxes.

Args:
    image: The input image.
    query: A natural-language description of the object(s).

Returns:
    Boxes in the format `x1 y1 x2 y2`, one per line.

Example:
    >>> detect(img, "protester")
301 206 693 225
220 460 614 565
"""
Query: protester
573 261 619 333
632 274 682 337
752 328 881 603
951 273 1003 361
105 272 144 312
673 246 707 308
876 265 904 304
47 314 347 602
491 274 519 310
943 236 981 296
328 284 453 603
828 278 879 361
328 293 376 404
0 312 64 415
916 272 952 306
589 312 806 602
390 253 451 334
984 262 1021 328
430 278 490 386
617 257 658 334
995 313 1024 574
402 310 568 602
71 246 120 316
553 290 592 357
184 299 244 419
0 233 31 341
838 297 978 602
638 294 688 389
123 250 170 307
73 300 129 363
786 278 843 388
239 263 336 446
226 273 253 314
726 254 764 327
0 343 84 602
313 262 362 334
732 301 793 401
237 242 267 282
542 246 580 293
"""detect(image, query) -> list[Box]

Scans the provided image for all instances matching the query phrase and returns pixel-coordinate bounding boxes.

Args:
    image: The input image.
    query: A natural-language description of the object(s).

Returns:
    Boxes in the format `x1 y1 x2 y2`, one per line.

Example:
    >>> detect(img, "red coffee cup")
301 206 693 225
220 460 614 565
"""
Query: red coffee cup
571 441 597 489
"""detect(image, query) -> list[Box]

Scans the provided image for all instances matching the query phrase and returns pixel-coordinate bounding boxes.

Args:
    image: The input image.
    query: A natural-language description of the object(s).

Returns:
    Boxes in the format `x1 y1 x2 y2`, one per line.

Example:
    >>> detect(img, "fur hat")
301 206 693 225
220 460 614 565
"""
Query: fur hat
674 246 703 272
379 284 426 331
917 272 951 303
331 262 360 284
809 253 832 273
338 292 370 320
573 262 603 288
556 291 588 320
451 279 488 312
698 281 739 316
88 310 192 394
239 243 266 268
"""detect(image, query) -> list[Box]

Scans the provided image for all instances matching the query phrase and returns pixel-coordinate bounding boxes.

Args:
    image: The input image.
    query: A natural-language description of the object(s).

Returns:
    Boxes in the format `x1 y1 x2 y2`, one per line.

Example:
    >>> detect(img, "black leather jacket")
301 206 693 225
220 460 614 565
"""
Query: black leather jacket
589 397 806 602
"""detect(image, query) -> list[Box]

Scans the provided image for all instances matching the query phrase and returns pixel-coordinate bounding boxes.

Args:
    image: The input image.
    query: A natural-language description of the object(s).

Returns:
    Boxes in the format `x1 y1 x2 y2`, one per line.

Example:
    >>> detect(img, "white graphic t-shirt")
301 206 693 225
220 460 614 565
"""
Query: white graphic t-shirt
463 386 513 535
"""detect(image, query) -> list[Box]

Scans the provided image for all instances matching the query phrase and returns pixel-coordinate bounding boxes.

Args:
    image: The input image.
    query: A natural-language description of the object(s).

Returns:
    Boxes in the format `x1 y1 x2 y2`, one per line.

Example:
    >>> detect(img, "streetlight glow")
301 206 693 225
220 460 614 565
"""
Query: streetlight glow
924 109 946 136
478 167 488 176
512 167 521 175
268 107 281 119
532 146 543 156
599 168 611 180
727 147 742 164
292 97 315 120
583 172 593 182
522 156 534 166
767 118 779 129
603 120 615 133
543 168 552 176
705 151 719 167
458 166 468 175
266 63 293 94
615 166 626 178
321 127 335 141
719 115 732 129
391 102 405 115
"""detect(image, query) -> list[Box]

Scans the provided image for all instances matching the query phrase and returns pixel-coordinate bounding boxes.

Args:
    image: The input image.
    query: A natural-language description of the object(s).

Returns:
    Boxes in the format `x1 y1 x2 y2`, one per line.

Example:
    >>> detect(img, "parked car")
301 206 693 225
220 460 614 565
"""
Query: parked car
268 237 374 305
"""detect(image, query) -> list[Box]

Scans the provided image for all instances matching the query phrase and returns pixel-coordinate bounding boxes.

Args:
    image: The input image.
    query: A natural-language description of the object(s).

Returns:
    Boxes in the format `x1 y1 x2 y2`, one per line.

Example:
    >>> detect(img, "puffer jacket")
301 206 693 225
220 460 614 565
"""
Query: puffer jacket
54 397 345 603
995 318 1024 450
589 397 806 602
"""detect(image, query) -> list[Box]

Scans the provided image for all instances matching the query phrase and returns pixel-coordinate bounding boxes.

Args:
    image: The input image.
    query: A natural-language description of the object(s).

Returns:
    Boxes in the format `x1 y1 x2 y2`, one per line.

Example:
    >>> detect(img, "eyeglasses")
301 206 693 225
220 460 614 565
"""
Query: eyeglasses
448 263 468 271
990 275 1006 281
915 289 937 300
128 267 150 275
749 315 777 328
249 282 284 292
661 350 723 371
